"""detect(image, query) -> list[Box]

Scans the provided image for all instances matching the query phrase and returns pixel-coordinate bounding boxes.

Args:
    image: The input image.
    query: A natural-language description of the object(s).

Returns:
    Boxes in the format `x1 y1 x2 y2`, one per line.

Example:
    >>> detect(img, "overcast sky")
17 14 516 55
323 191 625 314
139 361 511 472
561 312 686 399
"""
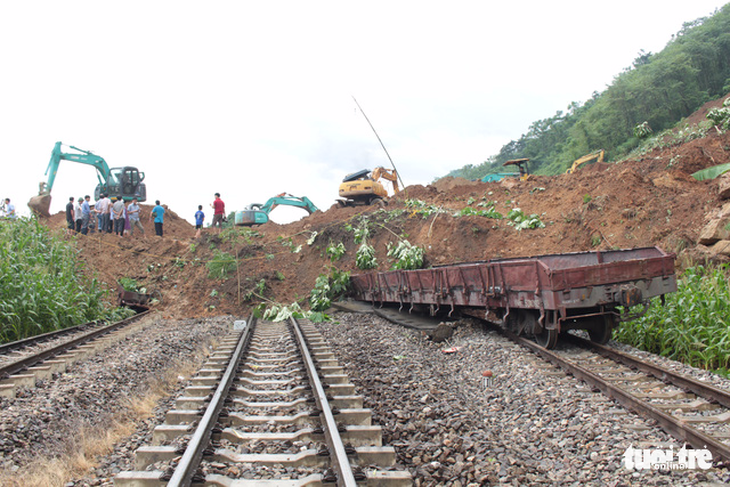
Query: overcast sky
1 1 727 224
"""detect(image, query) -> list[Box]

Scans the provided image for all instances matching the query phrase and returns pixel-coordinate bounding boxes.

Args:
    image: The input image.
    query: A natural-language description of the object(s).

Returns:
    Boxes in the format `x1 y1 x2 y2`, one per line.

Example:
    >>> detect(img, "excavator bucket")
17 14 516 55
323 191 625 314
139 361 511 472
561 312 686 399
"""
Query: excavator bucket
28 194 52 217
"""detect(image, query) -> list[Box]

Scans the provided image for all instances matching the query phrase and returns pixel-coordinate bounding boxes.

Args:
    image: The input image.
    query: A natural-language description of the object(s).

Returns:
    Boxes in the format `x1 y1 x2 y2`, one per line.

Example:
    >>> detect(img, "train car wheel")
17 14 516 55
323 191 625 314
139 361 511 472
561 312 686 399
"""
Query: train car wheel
588 315 614 344
535 327 558 349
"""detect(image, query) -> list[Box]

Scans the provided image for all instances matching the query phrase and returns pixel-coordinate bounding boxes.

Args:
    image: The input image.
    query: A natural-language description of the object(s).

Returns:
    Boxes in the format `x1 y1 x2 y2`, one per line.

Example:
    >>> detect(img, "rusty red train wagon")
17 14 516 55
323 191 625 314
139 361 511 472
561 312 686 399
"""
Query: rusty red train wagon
349 246 676 348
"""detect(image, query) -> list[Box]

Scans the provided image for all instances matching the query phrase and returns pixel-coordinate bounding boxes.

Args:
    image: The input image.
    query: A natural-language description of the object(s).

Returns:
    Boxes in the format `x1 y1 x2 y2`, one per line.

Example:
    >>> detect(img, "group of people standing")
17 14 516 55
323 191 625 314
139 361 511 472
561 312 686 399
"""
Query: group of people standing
64 192 226 238
65 194 146 237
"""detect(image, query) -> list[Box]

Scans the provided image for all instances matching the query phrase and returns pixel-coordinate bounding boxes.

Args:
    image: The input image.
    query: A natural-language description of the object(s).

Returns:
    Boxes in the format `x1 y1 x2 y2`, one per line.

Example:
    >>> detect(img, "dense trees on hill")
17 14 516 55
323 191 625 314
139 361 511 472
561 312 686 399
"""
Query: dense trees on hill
446 5 730 181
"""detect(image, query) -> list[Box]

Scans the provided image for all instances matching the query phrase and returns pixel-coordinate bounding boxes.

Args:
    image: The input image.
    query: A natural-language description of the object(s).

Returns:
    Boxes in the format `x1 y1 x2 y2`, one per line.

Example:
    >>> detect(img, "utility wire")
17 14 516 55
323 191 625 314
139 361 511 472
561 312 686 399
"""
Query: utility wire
351 96 406 190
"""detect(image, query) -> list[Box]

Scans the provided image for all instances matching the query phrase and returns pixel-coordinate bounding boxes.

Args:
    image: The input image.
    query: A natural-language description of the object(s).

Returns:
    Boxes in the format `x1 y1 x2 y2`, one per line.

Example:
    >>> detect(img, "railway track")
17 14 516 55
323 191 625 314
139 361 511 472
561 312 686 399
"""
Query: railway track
115 316 412 486
504 328 730 466
0 310 151 398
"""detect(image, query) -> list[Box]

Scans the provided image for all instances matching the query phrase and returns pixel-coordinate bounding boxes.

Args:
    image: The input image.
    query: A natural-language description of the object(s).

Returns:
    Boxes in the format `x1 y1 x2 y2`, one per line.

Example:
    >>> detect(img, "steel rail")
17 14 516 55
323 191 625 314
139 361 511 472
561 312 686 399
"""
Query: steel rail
0 310 151 380
167 316 254 487
566 333 730 410
503 329 730 463
0 320 99 355
290 317 358 487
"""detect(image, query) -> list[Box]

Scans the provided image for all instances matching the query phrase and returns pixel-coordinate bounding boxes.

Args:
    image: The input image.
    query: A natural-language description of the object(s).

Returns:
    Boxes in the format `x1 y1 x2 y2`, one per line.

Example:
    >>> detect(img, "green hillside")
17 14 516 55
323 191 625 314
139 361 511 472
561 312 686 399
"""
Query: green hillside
445 4 730 181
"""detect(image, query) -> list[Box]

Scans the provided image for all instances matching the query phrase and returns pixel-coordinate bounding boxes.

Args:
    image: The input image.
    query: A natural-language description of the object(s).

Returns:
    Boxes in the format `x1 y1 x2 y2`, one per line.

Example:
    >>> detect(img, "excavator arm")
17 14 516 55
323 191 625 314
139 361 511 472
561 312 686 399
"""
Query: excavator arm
567 150 604 174
29 142 114 216
371 167 400 194
40 142 113 195
236 194 318 226
29 142 146 217
259 194 318 214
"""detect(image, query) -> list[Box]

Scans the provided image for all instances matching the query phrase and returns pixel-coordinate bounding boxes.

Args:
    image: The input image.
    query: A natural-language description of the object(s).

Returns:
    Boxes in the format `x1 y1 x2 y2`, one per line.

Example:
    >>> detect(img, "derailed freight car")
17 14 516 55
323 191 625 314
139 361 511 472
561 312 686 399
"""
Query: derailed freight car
349 246 676 349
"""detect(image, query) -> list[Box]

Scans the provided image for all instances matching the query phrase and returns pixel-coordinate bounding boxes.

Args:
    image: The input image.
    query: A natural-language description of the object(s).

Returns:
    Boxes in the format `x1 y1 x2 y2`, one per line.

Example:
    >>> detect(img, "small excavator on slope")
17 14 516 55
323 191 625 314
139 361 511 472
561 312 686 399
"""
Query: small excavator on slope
28 142 147 217
338 166 400 206
234 193 318 226
567 149 605 174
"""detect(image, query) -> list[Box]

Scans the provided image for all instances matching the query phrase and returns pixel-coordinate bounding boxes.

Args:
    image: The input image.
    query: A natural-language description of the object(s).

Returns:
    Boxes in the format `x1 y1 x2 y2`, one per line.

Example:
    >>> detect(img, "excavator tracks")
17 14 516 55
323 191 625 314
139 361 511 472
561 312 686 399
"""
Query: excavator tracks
115 317 412 486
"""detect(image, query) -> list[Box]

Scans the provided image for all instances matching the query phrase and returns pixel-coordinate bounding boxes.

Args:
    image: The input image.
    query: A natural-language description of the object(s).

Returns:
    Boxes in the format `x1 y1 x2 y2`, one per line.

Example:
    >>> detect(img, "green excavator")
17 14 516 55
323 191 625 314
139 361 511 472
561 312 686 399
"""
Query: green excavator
28 141 147 217
234 193 318 226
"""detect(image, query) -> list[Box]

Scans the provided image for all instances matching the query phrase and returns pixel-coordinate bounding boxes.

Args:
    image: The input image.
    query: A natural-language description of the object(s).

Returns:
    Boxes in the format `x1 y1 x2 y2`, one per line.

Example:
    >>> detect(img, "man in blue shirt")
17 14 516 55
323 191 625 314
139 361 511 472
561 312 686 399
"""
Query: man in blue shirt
80 195 91 235
150 200 165 237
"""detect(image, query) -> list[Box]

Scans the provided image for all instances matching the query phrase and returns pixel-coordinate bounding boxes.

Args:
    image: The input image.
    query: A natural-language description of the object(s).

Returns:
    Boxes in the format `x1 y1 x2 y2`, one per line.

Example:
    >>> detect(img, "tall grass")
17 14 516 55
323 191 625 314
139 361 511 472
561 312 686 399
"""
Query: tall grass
615 266 730 372
0 218 124 343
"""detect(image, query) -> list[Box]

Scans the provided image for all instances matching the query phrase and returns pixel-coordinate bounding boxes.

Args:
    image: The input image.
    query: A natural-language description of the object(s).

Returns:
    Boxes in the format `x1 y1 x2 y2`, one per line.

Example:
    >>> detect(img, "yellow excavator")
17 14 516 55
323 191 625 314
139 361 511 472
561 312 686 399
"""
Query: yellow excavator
567 150 605 174
338 167 400 206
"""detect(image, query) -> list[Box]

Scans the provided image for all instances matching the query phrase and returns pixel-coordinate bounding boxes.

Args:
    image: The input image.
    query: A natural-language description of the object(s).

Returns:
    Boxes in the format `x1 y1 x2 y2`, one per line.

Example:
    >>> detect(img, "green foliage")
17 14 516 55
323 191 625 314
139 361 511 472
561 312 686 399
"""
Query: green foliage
404 199 447 218
506 208 545 230
355 243 378 269
119 277 139 292
243 279 266 301
326 242 346 262
583 194 592 204
220 226 261 244
353 221 371 244
278 236 302 254
207 249 237 279
633 121 653 138
309 268 351 312
387 240 425 270
615 266 730 371
0 218 126 343
442 6 730 178
458 202 503 219
707 97 730 131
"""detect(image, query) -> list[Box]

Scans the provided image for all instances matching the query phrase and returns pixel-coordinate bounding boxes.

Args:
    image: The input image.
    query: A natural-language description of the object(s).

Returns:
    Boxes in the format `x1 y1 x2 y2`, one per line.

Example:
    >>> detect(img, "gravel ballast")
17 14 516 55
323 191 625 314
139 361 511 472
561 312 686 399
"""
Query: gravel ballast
318 312 730 486
0 314 232 486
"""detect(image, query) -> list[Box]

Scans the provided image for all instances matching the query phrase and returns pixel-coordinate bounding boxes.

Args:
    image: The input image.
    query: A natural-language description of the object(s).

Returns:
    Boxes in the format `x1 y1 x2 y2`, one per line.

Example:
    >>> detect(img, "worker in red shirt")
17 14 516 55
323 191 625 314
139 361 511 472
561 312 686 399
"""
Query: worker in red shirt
212 192 226 231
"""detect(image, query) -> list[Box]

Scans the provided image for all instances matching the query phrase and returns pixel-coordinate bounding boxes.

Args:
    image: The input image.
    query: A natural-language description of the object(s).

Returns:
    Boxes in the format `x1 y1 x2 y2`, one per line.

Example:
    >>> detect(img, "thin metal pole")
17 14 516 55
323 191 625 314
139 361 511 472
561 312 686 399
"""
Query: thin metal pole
351 96 406 190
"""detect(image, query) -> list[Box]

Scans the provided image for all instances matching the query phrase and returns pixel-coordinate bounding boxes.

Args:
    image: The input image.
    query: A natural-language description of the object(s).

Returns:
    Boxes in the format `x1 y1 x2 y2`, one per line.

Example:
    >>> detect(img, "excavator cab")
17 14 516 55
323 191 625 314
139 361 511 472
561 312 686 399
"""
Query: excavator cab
94 166 146 201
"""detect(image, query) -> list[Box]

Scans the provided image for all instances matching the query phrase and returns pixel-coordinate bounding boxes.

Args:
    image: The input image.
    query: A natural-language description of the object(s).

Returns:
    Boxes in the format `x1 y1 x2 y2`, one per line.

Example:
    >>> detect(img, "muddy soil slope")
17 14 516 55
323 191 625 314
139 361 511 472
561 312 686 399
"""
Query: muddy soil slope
43 116 730 318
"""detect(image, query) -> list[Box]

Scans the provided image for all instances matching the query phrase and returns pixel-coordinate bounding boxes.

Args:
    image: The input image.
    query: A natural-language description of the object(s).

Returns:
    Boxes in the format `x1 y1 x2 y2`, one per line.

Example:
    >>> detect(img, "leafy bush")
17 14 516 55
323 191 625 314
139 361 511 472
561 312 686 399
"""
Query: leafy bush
615 266 730 371
207 249 237 279
353 222 370 244
0 218 125 343
326 242 346 262
355 243 378 269
220 226 262 244
458 205 503 219
707 97 730 131
506 208 545 230
119 277 140 292
309 268 351 312
387 240 425 270
404 199 447 218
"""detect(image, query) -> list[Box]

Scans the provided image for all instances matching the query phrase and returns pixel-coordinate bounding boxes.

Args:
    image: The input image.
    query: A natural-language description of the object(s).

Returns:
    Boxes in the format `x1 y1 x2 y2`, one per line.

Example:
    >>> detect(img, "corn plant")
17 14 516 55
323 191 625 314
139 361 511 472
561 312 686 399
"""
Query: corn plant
0 218 127 343
615 266 730 371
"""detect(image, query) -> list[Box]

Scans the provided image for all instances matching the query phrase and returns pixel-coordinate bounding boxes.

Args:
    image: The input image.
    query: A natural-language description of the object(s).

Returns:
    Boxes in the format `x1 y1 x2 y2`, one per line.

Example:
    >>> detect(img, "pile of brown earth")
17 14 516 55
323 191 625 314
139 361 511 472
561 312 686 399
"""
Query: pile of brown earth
41 101 730 319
